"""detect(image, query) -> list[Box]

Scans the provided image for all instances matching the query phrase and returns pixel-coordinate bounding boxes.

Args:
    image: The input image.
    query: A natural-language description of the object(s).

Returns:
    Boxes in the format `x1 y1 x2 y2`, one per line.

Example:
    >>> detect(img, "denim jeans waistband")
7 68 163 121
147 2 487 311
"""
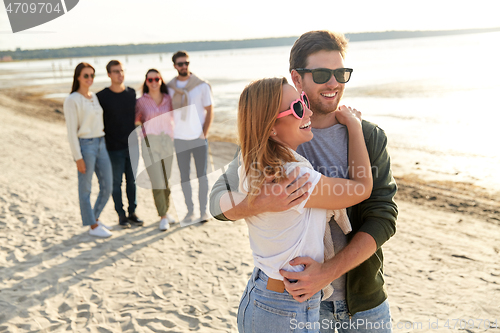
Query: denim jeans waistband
79 136 105 143
257 269 273 283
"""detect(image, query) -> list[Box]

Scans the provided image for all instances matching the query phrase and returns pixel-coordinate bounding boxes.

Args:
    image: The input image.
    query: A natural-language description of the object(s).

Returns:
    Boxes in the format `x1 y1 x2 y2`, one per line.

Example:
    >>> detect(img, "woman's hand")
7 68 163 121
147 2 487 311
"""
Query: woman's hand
334 105 362 127
76 159 86 174
304 104 372 210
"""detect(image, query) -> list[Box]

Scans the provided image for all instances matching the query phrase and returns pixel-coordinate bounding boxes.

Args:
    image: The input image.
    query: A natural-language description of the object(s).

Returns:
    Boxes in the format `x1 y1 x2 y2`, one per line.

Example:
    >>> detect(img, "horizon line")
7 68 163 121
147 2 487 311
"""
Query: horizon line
2 26 500 53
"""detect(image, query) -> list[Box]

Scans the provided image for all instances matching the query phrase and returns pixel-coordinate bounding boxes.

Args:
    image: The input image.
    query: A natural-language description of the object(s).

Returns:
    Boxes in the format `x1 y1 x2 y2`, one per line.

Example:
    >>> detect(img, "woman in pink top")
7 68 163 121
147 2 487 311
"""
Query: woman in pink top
135 69 175 231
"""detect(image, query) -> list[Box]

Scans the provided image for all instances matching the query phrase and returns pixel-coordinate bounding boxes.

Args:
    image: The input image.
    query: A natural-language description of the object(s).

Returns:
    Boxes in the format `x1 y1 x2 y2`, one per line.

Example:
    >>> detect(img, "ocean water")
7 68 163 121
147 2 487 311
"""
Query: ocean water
1 31 499 192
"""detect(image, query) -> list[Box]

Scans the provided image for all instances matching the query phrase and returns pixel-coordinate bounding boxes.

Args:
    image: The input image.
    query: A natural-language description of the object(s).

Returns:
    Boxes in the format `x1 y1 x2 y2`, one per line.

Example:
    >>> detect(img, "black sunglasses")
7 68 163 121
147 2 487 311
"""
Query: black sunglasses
176 61 190 67
83 73 95 79
147 77 161 83
294 68 353 84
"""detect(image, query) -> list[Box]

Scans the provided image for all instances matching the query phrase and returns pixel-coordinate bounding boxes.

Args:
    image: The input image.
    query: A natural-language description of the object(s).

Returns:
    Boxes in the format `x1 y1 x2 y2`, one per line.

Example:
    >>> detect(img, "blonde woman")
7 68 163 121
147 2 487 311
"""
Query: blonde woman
236 78 372 333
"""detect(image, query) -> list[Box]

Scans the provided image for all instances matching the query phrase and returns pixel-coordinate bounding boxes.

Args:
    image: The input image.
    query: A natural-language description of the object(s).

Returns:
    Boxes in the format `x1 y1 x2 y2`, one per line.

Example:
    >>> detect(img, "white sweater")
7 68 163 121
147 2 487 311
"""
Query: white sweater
63 92 105 160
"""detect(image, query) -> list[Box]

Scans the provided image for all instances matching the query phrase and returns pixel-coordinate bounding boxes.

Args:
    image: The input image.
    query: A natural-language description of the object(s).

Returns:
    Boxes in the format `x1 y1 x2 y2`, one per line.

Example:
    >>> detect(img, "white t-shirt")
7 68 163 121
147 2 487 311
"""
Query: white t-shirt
63 92 105 161
168 80 212 140
238 151 325 280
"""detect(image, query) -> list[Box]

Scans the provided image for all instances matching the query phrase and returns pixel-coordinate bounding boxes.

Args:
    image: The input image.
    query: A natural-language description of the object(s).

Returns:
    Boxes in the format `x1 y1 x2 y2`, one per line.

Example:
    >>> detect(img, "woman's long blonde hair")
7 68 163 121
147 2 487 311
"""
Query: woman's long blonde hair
237 77 297 203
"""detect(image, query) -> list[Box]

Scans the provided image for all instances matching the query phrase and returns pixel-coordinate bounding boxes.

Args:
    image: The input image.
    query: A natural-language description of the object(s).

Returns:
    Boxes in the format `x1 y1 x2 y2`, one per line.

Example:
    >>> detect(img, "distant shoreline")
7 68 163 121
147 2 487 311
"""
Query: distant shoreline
1 27 500 61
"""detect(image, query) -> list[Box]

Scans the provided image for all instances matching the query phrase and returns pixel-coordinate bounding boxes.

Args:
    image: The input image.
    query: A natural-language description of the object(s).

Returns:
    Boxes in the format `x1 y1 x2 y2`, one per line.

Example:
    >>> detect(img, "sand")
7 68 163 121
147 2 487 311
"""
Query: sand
0 90 499 332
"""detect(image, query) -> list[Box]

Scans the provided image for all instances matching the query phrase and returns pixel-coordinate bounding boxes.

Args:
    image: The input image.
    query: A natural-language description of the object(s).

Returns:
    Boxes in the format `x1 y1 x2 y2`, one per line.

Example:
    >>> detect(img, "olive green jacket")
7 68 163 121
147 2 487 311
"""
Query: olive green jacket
209 120 398 315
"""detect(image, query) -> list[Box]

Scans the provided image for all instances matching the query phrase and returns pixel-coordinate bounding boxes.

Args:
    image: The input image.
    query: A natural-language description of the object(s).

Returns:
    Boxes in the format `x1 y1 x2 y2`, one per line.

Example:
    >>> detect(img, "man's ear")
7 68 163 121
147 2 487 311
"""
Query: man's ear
291 70 303 91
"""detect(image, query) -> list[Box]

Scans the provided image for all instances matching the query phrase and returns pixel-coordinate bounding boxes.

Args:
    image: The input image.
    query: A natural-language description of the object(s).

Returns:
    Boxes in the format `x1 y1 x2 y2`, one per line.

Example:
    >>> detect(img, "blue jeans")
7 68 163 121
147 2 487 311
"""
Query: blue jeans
319 299 392 333
174 138 208 215
108 148 137 217
237 268 321 333
78 137 112 226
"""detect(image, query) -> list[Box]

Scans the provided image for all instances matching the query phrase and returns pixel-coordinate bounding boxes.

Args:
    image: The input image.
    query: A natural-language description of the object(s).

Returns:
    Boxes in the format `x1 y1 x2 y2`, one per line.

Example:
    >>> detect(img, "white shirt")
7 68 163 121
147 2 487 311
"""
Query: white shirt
63 92 105 160
238 151 325 280
168 80 212 140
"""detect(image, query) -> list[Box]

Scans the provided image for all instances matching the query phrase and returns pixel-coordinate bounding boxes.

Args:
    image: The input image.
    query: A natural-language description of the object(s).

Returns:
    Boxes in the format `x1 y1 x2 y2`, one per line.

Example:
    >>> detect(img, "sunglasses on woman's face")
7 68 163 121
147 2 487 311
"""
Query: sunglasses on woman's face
294 67 353 84
82 73 95 79
147 77 161 83
277 91 310 119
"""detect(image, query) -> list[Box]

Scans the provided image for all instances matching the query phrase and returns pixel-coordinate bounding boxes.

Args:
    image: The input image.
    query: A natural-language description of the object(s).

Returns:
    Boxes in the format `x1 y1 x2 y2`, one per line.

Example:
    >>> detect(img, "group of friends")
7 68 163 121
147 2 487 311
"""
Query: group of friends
64 30 398 332
64 51 213 238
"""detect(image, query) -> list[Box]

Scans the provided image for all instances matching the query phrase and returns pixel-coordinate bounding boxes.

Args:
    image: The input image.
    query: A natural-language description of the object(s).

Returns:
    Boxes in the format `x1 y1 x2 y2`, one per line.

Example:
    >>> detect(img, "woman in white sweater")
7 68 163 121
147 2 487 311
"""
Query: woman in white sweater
63 62 113 237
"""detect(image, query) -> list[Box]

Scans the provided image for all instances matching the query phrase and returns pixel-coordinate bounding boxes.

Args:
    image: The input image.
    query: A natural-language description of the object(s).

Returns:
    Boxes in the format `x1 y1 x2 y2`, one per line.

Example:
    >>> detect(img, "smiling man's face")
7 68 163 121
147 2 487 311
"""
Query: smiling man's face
295 50 346 116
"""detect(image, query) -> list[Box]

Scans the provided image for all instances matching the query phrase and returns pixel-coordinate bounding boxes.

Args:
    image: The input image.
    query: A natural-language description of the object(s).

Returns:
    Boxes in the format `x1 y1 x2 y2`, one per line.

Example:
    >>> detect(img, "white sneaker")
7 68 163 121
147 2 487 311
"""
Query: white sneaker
97 219 112 230
159 218 170 231
182 211 194 223
200 213 210 223
89 225 112 238
167 213 177 224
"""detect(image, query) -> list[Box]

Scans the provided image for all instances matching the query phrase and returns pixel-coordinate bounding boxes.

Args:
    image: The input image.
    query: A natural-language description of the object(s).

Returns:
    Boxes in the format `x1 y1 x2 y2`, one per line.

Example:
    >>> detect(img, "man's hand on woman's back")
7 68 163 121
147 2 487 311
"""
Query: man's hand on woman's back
220 166 311 220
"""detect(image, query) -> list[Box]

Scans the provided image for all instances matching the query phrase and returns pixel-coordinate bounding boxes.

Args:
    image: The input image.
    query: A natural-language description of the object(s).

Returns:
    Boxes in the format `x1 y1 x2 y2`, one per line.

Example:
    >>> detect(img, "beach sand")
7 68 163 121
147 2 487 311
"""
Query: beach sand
0 90 499 332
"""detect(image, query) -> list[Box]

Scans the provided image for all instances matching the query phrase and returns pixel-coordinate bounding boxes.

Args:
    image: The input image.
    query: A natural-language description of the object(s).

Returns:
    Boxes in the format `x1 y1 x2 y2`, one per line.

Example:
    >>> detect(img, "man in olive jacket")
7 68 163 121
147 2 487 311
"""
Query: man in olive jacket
209 30 398 332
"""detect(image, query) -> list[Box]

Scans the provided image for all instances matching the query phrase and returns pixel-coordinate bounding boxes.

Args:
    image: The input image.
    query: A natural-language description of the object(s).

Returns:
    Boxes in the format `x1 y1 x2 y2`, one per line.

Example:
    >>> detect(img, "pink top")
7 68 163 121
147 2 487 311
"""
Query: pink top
135 93 174 138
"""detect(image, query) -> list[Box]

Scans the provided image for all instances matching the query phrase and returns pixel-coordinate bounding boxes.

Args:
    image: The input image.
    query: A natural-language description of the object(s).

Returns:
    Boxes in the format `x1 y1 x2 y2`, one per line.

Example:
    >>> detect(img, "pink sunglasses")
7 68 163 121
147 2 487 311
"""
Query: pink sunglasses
277 91 310 119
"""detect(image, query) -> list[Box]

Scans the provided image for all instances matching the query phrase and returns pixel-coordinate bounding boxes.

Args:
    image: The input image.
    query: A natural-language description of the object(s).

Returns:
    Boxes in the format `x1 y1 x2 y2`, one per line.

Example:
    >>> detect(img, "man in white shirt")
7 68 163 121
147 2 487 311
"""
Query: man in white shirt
167 51 213 223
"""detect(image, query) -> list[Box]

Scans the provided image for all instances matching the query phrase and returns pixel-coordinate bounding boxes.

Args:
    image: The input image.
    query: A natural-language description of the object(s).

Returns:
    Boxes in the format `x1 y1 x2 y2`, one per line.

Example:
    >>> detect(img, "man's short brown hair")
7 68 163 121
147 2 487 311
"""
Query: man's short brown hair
172 51 189 64
289 31 348 73
106 60 122 73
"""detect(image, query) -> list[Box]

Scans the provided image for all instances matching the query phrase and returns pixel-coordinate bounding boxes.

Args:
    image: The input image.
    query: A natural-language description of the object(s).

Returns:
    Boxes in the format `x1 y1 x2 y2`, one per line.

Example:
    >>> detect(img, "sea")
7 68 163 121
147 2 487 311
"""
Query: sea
1 31 499 193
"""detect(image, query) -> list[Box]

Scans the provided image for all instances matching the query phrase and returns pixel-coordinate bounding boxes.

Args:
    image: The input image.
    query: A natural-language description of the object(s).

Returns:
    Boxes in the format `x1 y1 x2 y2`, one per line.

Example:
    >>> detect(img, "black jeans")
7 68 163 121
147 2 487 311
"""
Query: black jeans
108 148 137 217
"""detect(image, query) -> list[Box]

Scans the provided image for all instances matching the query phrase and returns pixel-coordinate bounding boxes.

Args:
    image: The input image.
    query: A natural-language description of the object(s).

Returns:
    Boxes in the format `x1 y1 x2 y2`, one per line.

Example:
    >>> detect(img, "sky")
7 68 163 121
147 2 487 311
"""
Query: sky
1 0 499 51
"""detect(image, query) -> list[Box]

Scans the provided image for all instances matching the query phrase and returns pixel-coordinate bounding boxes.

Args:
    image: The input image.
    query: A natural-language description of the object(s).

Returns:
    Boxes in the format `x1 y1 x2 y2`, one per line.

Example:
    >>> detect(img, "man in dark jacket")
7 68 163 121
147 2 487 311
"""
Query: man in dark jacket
209 31 398 332
97 60 143 229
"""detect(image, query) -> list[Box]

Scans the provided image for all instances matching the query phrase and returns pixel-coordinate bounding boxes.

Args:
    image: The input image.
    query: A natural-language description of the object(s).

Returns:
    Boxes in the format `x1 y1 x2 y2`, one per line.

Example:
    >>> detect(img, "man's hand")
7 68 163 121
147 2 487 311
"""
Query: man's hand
202 105 213 140
280 232 378 302
220 166 311 220
280 257 333 302
251 166 312 214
